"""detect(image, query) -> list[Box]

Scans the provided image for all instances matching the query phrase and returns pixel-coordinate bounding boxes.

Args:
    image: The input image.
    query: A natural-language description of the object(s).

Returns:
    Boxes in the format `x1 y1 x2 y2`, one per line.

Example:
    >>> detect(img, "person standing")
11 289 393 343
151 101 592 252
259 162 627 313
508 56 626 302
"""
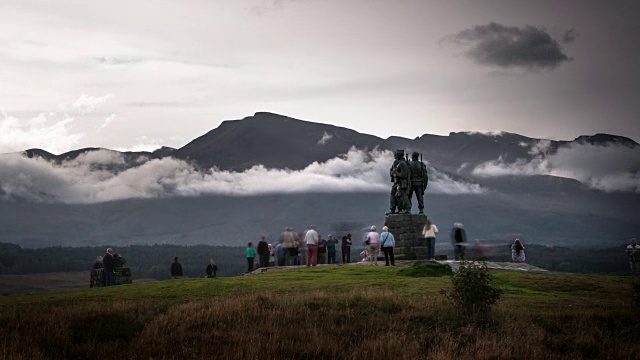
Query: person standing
380 226 396 266
451 223 467 260
341 233 353 264
206 259 218 278
627 238 640 274
257 236 270 269
317 234 327 265
276 240 287 266
366 226 381 266
326 235 339 264
246 242 256 273
305 226 319 267
93 256 104 270
422 220 439 260
103 248 115 286
171 257 183 279
280 227 298 266
511 239 526 263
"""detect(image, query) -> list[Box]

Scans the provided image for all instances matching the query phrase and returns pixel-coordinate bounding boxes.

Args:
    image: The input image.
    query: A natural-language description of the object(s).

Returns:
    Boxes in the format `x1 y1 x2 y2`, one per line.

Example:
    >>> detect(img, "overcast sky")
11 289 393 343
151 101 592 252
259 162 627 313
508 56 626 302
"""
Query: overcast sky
1 0 639 154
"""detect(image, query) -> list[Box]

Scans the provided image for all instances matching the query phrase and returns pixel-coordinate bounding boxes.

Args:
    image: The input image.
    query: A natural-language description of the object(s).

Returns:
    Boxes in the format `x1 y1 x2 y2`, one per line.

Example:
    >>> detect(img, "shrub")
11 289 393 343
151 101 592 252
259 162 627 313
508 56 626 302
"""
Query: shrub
439 261 503 318
398 261 453 277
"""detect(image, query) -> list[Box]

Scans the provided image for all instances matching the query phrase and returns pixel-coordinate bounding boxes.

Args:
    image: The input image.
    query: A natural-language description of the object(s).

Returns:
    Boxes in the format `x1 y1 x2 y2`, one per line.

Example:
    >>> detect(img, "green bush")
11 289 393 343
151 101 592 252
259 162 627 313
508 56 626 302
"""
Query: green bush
398 261 453 277
439 261 503 318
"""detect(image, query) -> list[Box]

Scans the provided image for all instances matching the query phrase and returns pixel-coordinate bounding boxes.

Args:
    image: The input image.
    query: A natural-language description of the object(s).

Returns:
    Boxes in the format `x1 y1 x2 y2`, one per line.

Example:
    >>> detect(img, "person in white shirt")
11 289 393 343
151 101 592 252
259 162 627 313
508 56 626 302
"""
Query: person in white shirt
626 238 639 274
366 226 380 266
422 220 439 260
304 225 319 267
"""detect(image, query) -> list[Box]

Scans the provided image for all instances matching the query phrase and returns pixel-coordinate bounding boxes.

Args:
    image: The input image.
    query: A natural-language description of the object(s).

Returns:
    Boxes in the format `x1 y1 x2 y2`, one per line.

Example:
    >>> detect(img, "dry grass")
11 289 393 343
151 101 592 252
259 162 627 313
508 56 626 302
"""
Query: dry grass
1 267 638 359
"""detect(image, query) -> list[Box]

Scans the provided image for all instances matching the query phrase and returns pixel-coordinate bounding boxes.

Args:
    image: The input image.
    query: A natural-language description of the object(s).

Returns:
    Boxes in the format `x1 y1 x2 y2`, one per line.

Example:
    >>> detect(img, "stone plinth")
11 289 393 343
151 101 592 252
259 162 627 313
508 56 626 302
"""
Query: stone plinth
384 214 428 260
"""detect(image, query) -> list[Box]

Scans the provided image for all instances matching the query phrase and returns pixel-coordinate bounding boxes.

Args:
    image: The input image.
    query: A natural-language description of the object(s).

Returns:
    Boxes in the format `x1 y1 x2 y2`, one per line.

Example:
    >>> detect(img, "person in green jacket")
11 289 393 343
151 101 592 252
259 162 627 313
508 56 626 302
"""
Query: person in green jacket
246 242 256 273
326 234 339 264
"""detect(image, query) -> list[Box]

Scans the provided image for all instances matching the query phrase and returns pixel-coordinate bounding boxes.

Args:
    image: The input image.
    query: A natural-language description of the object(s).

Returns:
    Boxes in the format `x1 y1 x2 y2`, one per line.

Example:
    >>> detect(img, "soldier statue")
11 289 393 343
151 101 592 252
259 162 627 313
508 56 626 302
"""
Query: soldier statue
386 149 411 215
408 151 428 214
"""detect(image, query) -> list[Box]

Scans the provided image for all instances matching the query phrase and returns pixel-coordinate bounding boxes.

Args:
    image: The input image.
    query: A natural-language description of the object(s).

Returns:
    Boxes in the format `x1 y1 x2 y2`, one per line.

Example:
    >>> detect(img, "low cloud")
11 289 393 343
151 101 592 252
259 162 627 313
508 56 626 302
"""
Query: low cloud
100 114 117 129
0 148 485 204
317 131 333 145
59 94 113 114
446 22 573 71
0 112 83 154
472 142 640 193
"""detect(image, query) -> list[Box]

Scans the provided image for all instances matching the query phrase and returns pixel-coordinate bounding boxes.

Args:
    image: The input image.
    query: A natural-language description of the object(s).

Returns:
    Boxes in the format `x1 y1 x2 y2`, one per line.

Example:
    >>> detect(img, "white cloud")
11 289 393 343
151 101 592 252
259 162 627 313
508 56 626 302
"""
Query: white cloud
317 131 333 145
0 112 83 154
113 136 165 152
472 142 640 193
59 94 114 114
0 148 485 204
100 114 117 129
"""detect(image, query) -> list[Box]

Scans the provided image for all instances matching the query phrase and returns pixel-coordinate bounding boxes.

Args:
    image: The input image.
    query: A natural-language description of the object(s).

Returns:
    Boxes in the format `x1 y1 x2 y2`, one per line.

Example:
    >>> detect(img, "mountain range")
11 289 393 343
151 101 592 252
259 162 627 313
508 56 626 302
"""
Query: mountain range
1 112 639 251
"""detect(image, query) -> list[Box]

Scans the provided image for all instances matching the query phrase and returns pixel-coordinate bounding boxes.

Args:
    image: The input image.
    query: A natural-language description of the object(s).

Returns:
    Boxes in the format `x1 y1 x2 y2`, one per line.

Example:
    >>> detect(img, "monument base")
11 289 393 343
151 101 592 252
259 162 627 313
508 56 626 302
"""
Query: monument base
384 214 428 260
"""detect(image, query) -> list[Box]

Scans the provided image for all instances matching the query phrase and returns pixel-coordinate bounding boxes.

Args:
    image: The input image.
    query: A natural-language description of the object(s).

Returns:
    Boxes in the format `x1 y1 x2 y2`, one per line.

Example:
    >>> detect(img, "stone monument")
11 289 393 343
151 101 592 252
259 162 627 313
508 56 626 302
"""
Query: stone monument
384 149 429 260
384 213 429 260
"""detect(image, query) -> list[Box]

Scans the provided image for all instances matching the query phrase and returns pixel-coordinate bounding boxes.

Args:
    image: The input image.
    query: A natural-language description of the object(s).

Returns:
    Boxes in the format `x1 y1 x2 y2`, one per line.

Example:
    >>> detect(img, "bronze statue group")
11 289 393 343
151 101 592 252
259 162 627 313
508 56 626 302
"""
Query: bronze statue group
387 150 428 215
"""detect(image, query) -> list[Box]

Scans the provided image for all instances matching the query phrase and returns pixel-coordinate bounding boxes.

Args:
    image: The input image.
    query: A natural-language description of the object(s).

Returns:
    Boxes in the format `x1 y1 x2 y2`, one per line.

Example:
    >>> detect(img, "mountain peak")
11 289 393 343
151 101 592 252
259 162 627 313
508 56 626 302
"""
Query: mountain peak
573 134 637 147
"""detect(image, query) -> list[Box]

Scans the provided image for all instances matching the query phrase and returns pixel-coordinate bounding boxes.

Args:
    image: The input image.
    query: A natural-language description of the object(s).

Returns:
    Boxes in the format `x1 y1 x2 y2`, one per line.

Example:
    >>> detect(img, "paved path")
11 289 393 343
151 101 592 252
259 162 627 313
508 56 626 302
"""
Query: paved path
246 260 548 275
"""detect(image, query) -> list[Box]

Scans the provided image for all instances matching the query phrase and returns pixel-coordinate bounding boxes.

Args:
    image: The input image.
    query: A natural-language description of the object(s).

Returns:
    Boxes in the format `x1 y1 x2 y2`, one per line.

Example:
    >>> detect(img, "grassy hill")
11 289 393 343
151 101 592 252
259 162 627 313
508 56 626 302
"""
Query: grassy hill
1 266 639 359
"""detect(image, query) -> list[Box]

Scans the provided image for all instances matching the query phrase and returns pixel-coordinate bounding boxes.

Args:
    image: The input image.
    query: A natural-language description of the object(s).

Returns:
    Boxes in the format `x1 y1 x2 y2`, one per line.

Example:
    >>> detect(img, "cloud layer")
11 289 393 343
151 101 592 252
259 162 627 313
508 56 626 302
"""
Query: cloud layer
447 22 573 70
472 142 640 193
0 148 484 204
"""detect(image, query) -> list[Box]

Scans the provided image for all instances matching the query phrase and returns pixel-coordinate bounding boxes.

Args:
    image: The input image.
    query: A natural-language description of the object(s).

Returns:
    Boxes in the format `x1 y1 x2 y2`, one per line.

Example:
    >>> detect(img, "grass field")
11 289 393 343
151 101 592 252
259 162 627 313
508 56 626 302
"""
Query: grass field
1 265 638 359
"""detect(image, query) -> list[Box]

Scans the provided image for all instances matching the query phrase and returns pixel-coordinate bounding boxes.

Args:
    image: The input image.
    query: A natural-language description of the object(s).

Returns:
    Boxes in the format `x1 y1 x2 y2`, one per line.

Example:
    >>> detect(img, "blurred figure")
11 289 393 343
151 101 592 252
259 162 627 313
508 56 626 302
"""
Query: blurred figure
359 249 369 263
90 256 104 288
257 235 270 269
276 240 287 266
366 225 380 266
305 225 319 267
380 226 396 266
317 234 327 265
268 244 276 267
451 223 467 260
627 238 640 274
103 248 115 286
206 259 218 278
171 256 183 279
93 256 104 270
511 239 526 263
246 242 256 273
341 233 353 264
422 220 439 260
280 227 298 266
326 235 339 264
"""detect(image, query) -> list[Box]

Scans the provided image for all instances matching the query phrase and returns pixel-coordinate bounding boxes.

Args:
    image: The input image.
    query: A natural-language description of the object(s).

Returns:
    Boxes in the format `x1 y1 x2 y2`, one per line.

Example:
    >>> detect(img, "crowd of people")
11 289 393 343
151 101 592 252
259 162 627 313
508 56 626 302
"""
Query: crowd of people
90 227 640 280
243 226 356 272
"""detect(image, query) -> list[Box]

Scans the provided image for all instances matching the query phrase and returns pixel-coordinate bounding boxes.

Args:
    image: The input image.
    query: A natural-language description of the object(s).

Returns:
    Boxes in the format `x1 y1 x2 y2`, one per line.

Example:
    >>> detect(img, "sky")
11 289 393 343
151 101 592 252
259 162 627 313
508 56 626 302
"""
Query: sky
1 0 639 154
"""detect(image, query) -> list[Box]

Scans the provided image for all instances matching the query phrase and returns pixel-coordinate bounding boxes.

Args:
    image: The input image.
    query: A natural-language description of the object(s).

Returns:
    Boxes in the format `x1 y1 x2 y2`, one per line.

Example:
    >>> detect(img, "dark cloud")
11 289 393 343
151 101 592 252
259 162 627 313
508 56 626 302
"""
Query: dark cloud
562 28 578 44
447 22 573 71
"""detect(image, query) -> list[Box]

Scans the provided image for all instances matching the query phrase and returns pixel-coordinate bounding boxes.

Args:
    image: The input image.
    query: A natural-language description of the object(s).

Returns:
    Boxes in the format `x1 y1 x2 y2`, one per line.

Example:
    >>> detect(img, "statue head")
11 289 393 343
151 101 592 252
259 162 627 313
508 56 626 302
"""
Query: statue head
394 149 404 160
412 151 419 160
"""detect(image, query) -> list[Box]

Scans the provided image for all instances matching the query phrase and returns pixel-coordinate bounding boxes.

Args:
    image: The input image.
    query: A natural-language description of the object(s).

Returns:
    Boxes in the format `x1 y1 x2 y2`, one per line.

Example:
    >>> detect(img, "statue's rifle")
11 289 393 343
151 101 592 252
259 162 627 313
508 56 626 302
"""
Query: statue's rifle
421 152 426 192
